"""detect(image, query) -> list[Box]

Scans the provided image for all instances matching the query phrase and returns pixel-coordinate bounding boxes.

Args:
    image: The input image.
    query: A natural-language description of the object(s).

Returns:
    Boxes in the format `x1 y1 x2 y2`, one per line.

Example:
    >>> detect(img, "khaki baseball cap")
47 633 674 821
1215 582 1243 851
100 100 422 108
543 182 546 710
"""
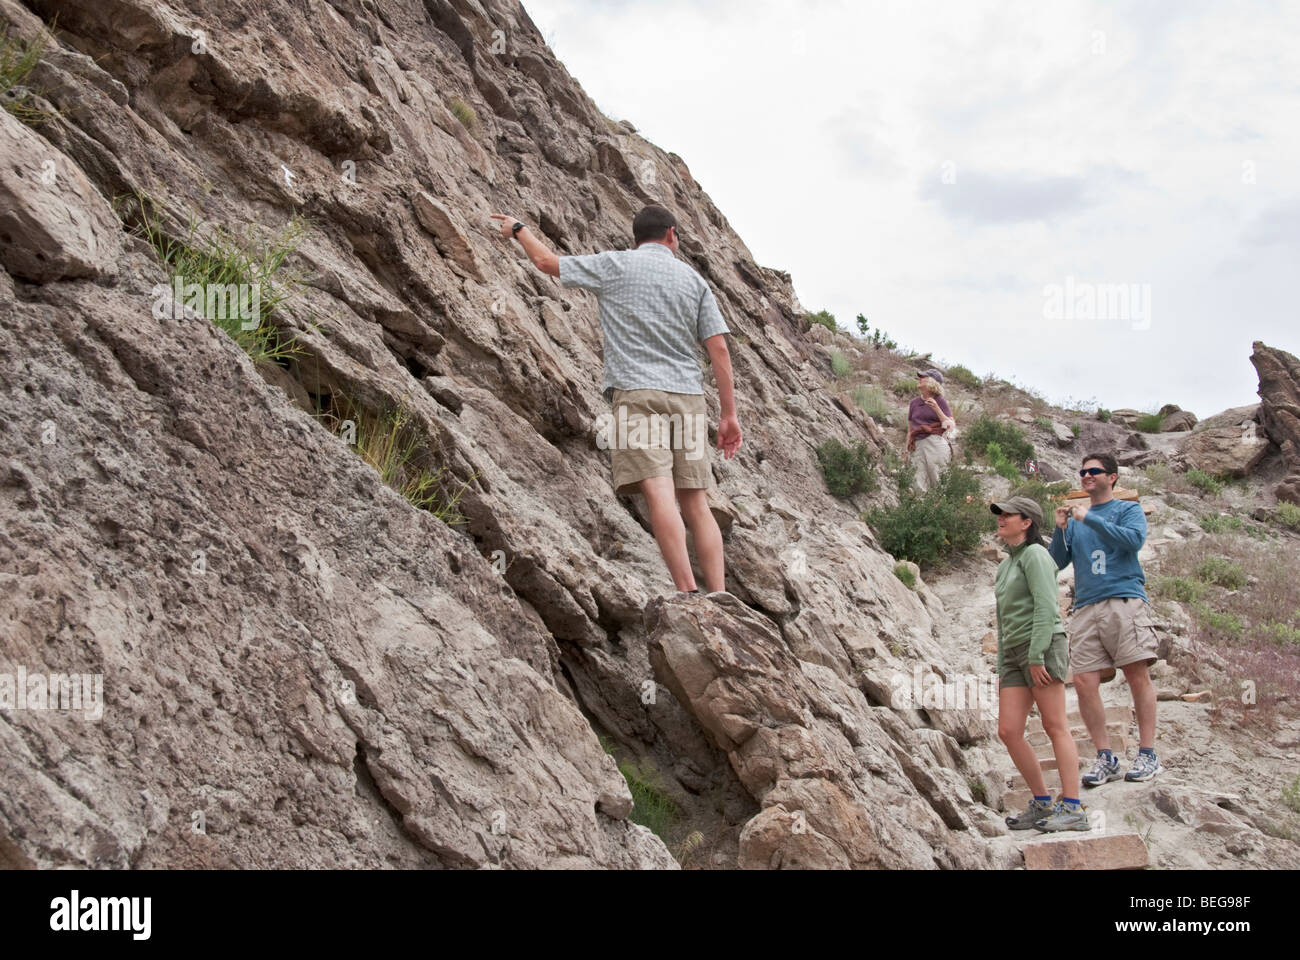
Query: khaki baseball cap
990 496 1043 526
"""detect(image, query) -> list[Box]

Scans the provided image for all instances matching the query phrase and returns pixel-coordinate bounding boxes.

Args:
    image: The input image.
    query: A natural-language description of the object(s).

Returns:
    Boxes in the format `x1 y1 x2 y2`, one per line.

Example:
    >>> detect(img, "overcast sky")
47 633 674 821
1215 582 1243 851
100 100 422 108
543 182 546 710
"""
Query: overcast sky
524 0 1299 418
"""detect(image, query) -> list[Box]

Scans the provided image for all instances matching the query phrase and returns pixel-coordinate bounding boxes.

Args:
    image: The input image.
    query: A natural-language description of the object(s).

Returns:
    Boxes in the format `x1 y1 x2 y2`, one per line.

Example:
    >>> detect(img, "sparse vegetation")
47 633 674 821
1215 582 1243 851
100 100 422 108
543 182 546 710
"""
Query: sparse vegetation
1185 468 1225 497
816 438 879 498
1135 411 1165 433
618 758 681 843
1274 502 1300 532
807 309 839 334
983 442 1021 481
865 465 987 569
1 20 58 126
892 378 918 398
830 350 851 378
945 365 981 389
1152 576 1205 604
449 97 477 130
1071 423 1081 437
893 562 917 590
1195 555 1247 590
1033 415 1053 432
126 193 308 364
1284 775 1300 814
1097 408 1113 423
852 385 891 425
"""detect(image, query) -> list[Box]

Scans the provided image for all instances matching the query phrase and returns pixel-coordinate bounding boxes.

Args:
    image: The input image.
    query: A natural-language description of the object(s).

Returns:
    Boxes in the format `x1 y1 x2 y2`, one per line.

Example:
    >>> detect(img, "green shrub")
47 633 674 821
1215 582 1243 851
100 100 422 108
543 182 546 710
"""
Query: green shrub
1071 423 1082 437
1284 775 1300 814
1185 468 1225 496
852 385 891 424
1194 556 1247 590
450 97 477 129
1199 513 1244 535
1033 415 1053 432
946 365 981 389
870 329 897 350
965 415 1034 465
1190 602 1245 639
0 21 57 126
1263 622 1300 647
807 309 838 333
1011 479 1072 527
984 441 1021 481
830 350 851 378
1152 576 1205 604
865 466 987 568
855 313 870 336
1135 412 1165 433
883 448 915 493
893 562 917 590
892 379 917 398
1274 502 1300 531
1097 409 1112 423
816 438 879 498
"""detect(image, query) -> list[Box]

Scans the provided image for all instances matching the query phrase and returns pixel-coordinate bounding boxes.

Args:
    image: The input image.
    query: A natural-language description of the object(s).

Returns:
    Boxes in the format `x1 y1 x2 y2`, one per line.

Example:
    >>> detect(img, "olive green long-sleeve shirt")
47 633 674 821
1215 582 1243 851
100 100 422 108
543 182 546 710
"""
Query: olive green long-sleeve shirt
994 540 1064 666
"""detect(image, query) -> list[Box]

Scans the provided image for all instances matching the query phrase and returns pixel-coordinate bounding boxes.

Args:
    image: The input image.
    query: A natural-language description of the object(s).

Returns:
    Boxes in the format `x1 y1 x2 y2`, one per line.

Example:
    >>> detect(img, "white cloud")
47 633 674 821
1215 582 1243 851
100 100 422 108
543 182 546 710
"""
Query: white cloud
525 0 1300 417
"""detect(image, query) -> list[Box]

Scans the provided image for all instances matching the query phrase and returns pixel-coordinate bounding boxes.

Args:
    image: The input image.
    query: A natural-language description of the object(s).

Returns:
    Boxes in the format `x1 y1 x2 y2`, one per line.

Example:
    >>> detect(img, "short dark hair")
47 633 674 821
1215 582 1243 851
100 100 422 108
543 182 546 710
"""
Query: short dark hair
633 205 677 244
1081 452 1119 477
1024 519 1045 547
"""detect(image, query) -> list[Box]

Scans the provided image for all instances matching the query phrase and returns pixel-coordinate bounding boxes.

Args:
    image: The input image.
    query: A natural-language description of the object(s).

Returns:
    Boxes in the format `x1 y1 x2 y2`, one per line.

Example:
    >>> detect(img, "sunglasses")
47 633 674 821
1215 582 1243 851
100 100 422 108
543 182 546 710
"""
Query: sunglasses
1079 467 1109 477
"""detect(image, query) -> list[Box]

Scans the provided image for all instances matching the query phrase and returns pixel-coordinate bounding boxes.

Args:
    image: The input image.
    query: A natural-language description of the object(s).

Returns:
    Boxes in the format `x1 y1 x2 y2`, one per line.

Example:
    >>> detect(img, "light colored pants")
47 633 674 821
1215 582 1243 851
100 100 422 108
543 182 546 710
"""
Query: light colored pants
912 434 951 492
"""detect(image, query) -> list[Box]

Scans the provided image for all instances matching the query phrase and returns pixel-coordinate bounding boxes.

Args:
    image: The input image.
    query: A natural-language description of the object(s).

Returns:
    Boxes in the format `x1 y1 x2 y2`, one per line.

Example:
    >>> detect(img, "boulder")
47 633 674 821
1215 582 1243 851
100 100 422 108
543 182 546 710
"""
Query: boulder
1176 426 1270 478
1023 834 1148 870
1251 342 1300 504
1109 408 1143 428
1161 410 1197 432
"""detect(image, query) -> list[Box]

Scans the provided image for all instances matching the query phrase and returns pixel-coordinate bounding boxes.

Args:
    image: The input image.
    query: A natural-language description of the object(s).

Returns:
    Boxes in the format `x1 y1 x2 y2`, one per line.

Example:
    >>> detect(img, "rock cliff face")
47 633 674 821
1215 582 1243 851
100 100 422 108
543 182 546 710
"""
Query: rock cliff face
1252 342 1300 506
2 0 1014 868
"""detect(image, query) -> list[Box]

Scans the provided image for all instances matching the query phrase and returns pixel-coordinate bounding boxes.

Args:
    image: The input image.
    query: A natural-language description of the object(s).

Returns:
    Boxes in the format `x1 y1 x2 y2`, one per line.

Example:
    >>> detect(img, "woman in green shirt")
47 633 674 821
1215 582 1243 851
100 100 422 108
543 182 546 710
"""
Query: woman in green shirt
991 496 1088 832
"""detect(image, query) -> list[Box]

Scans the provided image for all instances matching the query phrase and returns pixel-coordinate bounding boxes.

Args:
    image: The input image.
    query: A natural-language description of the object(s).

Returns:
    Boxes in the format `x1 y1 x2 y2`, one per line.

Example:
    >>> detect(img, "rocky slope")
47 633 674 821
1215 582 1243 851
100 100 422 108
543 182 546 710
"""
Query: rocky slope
1 0 1296 870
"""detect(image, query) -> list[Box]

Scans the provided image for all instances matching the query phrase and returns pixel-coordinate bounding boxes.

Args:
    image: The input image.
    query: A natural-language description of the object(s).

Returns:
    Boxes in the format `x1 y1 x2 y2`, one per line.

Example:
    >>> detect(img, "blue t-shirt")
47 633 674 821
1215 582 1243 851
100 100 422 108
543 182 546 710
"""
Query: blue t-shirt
1048 498 1148 609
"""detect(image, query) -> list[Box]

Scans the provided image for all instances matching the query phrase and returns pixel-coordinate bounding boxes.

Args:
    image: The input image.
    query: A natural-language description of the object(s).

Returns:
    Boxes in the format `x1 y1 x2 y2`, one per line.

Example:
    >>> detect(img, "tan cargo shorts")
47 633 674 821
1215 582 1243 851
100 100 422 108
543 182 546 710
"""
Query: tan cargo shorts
1069 597 1159 674
606 389 712 495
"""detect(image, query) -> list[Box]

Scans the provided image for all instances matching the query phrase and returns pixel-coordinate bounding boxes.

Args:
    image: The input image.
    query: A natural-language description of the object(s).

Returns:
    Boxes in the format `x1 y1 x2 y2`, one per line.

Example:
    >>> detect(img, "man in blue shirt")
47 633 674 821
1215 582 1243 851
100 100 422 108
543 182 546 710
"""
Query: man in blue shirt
1050 452 1162 786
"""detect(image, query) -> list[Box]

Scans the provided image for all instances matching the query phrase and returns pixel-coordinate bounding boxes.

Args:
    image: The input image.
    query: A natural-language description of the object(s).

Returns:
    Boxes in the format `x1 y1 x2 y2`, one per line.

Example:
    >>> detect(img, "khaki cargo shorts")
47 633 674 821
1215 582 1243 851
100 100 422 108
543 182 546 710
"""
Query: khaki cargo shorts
1000 633 1069 688
1069 597 1159 674
606 389 712 495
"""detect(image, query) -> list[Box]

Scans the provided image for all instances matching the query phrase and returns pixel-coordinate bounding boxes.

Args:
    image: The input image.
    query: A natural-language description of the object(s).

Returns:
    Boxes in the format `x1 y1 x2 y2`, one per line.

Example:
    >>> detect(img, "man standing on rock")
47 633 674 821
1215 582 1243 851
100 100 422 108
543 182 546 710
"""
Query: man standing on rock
491 205 742 596
1050 452 1162 786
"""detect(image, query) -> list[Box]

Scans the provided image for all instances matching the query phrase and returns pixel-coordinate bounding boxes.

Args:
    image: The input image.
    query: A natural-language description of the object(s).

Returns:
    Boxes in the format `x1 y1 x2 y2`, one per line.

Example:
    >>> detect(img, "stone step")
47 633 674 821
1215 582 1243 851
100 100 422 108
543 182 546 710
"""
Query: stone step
1027 706 1132 734
1027 721 1127 748
1034 735 1130 760
1023 833 1148 870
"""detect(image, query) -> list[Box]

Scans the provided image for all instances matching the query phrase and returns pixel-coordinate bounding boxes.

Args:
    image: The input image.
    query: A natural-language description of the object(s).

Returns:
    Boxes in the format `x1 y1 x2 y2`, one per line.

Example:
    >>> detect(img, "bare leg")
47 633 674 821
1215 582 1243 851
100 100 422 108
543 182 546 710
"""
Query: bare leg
1073 669 1110 752
676 487 724 593
1123 661 1157 749
1033 678 1079 798
999 685 1047 798
640 476 696 591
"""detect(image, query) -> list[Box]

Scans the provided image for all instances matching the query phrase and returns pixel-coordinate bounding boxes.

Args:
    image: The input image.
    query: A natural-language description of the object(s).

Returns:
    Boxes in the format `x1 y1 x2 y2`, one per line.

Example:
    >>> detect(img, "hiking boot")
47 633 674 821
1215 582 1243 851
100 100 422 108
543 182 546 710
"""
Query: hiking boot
1034 801 1091 832
1081 752 1122 788
1125 751 1164 782
1005 796 1054 830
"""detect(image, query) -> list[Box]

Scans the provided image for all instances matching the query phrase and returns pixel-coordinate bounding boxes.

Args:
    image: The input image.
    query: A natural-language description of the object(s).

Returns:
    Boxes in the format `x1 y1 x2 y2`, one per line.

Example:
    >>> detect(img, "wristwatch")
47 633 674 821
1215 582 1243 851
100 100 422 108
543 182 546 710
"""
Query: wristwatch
511 221 525 236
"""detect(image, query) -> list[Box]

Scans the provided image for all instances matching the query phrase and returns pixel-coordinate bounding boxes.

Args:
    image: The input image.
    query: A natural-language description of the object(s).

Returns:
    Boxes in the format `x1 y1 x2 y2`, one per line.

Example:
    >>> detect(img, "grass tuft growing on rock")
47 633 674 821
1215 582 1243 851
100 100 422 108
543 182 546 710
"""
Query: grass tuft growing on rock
127 193 307 364
0 20 58 126
852 385 891 425
945 364 981 389
830 350 851 378
965 415 1034 466
320 396 474 524
1135 411 1165 433
449 97 477 130
893 562 916 590
1274 502 1300 532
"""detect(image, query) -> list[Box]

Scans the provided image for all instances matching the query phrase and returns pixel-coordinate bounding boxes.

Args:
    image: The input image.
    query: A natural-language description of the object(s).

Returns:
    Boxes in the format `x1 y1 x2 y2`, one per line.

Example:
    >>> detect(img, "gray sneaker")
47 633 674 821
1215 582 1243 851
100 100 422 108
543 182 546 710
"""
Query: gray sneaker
1125 751 1164 782
1034 801 1091 832
1082 752 1122 788
1005 796 1054 830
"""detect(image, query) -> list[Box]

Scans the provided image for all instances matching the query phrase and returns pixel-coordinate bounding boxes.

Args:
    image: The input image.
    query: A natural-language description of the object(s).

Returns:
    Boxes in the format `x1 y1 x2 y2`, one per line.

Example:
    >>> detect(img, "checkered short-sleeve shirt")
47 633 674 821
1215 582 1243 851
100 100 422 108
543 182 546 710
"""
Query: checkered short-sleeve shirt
559 243 730 401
